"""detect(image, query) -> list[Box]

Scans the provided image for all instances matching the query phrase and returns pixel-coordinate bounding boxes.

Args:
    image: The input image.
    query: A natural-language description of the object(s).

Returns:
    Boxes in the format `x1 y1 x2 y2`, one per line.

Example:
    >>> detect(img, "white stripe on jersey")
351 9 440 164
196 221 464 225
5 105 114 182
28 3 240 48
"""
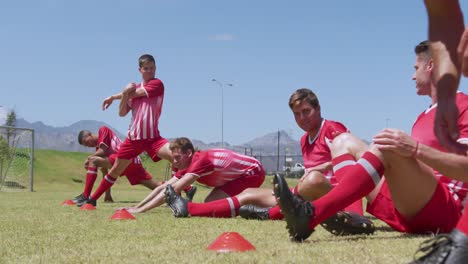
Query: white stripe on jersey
142 103 148 139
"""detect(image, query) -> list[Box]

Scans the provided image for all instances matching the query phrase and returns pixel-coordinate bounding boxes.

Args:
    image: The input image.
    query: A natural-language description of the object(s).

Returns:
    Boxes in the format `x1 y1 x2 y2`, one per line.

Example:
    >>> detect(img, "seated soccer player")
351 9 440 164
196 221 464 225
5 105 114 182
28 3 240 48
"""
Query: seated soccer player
164 88 374 236
273 40 468 242
124 137 265 214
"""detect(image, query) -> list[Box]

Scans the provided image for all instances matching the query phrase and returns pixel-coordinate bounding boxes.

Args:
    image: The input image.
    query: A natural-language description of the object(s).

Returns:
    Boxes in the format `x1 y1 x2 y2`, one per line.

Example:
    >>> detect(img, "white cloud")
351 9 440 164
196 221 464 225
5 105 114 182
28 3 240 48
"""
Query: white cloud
209 33 235 41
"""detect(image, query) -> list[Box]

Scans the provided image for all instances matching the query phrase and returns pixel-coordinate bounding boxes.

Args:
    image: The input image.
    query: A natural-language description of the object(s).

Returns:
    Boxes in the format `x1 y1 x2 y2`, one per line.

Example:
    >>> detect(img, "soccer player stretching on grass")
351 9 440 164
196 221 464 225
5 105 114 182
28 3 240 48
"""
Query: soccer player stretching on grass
80 54 195 207
71 126 166 206
273 41 468 244
164 89 374 236
125 137 265 214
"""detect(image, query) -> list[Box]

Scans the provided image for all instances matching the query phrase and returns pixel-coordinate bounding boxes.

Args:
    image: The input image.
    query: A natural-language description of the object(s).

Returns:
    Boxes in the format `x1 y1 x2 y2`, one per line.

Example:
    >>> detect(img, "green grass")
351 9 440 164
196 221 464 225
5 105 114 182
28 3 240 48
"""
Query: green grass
0 150 430 263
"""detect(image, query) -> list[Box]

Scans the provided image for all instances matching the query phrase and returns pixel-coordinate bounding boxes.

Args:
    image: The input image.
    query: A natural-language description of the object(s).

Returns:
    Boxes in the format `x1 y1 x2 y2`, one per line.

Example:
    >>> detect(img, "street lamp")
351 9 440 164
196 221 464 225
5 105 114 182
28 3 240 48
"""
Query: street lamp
211 78 233 148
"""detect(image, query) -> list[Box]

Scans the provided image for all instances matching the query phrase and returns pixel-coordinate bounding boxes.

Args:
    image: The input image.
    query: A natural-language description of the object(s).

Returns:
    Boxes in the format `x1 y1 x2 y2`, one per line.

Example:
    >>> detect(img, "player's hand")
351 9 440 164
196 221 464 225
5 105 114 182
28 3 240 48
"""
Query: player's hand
458 27 468 77
102 96 114 110
434 102 468 154
123 83 136 95
373 129 417 157
84 159 90 169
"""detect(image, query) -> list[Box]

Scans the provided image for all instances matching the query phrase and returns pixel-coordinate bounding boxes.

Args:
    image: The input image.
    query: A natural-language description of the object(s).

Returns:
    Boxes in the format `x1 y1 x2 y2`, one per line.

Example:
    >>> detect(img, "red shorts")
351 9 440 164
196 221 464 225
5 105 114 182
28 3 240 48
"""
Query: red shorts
109 154 152 185
116 137 169 162
216 167 266 197
366 180 462 234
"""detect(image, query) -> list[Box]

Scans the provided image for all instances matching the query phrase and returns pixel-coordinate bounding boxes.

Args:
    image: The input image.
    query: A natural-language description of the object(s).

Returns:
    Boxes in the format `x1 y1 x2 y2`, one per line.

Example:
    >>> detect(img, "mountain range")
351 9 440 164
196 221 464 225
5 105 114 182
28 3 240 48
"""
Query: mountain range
13 118 302 157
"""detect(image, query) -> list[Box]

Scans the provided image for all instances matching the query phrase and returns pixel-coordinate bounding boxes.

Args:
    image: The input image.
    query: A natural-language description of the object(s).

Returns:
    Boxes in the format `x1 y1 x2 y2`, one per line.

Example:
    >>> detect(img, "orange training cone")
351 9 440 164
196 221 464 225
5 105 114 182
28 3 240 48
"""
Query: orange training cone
207 232 256 253
62 200 76 206
80 203 96 210
110 209 135 220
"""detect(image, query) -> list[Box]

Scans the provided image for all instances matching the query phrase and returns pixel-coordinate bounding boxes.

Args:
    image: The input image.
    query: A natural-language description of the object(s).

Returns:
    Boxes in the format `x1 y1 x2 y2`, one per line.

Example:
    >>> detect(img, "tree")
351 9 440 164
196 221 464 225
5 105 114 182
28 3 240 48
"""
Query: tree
5 110 16 145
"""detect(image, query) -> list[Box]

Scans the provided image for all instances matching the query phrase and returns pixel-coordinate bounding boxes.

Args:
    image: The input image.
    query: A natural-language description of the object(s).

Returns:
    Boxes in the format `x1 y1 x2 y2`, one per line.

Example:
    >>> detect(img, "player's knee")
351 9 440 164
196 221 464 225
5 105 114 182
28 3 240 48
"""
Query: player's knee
331 133 358 152
301 171 329 189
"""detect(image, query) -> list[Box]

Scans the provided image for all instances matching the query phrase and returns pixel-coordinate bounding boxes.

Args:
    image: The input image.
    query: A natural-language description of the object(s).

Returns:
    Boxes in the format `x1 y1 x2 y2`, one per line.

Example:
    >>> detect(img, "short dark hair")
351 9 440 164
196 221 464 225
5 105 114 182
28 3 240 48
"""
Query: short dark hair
77 130 91 145
169 137 195 153
139 54 156 67
415 40 432 60
288 88 320 110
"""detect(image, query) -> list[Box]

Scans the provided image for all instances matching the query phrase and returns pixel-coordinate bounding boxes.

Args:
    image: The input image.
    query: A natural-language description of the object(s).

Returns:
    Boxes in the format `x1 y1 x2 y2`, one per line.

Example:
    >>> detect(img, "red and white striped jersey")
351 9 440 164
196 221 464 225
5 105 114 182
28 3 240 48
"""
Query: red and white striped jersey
301 119 349 185
412 92 468 205
97 126 121 154
175 149 263 187
127 78 164 140
97 126 141 164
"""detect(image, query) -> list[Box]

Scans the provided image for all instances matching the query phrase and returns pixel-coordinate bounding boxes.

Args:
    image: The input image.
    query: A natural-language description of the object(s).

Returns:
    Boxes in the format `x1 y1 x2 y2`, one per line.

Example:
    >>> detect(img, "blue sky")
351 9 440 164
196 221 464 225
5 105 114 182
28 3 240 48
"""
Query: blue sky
1 1 468 145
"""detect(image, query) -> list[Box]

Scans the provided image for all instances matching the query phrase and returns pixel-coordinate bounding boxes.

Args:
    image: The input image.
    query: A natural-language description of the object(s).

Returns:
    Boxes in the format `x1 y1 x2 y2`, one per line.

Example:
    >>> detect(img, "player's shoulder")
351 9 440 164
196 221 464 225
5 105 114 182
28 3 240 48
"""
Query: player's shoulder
98 126 111 133
147 78 164 86
323 119 348 133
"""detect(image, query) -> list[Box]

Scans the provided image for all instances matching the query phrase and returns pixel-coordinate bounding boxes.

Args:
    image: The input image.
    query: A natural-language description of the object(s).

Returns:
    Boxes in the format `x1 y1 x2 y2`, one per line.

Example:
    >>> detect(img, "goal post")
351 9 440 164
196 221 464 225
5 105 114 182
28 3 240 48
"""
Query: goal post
0 126 34 192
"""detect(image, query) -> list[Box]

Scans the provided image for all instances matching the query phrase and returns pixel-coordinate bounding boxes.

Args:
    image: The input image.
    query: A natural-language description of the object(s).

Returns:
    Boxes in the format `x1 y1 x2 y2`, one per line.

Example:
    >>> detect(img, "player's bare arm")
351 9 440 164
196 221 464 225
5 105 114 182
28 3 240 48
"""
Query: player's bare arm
102 93 123 110
425 0 465 153
416 141 468 182
118 92 131 117
171 173 198 193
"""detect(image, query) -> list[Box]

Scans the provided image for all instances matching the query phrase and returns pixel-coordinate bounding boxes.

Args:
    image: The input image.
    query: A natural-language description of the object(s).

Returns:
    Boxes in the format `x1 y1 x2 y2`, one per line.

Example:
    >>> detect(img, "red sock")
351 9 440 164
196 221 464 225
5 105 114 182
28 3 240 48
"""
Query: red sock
310 152 384 230
331 154 364 215
90 174 116 201
187 197 240 218
268 206 284 220
456 206 468 236
83 167 98 198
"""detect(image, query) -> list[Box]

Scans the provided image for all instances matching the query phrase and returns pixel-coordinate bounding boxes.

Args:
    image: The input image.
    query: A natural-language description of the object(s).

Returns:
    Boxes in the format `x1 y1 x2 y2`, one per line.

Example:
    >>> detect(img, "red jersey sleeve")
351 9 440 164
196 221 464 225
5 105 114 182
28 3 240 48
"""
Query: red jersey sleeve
144 79 164 98
97 126 113 149
184 152 214 177
324 121 349 141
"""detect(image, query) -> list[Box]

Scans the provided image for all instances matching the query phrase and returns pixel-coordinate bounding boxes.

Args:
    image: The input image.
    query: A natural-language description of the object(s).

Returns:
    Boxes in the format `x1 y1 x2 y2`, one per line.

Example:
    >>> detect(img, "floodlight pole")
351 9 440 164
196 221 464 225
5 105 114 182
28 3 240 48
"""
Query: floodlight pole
211 79 233 149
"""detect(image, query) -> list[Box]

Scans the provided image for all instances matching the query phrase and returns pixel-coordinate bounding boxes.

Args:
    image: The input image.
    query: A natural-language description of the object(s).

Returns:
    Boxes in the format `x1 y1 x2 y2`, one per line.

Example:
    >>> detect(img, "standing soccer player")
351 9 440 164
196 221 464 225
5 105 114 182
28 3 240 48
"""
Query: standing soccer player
81 54 195 206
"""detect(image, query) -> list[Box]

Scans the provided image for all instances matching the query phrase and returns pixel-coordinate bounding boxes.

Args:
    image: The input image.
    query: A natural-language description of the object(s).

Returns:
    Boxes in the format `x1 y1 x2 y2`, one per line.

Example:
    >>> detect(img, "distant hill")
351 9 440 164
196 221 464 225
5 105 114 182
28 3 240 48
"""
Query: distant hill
12 119 301 156
15 119 125 152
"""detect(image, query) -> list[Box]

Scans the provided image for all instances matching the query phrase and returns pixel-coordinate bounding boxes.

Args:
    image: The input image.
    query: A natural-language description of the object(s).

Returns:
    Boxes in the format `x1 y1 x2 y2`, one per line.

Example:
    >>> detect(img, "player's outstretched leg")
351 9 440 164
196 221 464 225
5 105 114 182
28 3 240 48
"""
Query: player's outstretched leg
165 185 189 217
409 229 468 264
239 205 270 220
320 211 375 236
273 173 315 242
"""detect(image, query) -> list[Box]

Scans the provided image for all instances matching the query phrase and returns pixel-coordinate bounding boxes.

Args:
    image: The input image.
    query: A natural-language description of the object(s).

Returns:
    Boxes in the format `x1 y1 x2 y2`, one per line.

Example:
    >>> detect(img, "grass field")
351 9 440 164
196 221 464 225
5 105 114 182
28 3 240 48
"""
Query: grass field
0 150 430 263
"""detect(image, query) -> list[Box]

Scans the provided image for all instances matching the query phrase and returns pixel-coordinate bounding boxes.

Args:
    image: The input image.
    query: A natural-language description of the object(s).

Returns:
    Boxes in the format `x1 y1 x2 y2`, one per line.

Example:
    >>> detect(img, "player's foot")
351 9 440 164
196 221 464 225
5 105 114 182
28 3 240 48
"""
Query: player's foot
72 193 87 204
185 185 197 202
409 229 468 264
86 198 97 207
320 211 375 236
76 197 96 207
165 185 189 217
273 173 314 242
239 205 270 220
